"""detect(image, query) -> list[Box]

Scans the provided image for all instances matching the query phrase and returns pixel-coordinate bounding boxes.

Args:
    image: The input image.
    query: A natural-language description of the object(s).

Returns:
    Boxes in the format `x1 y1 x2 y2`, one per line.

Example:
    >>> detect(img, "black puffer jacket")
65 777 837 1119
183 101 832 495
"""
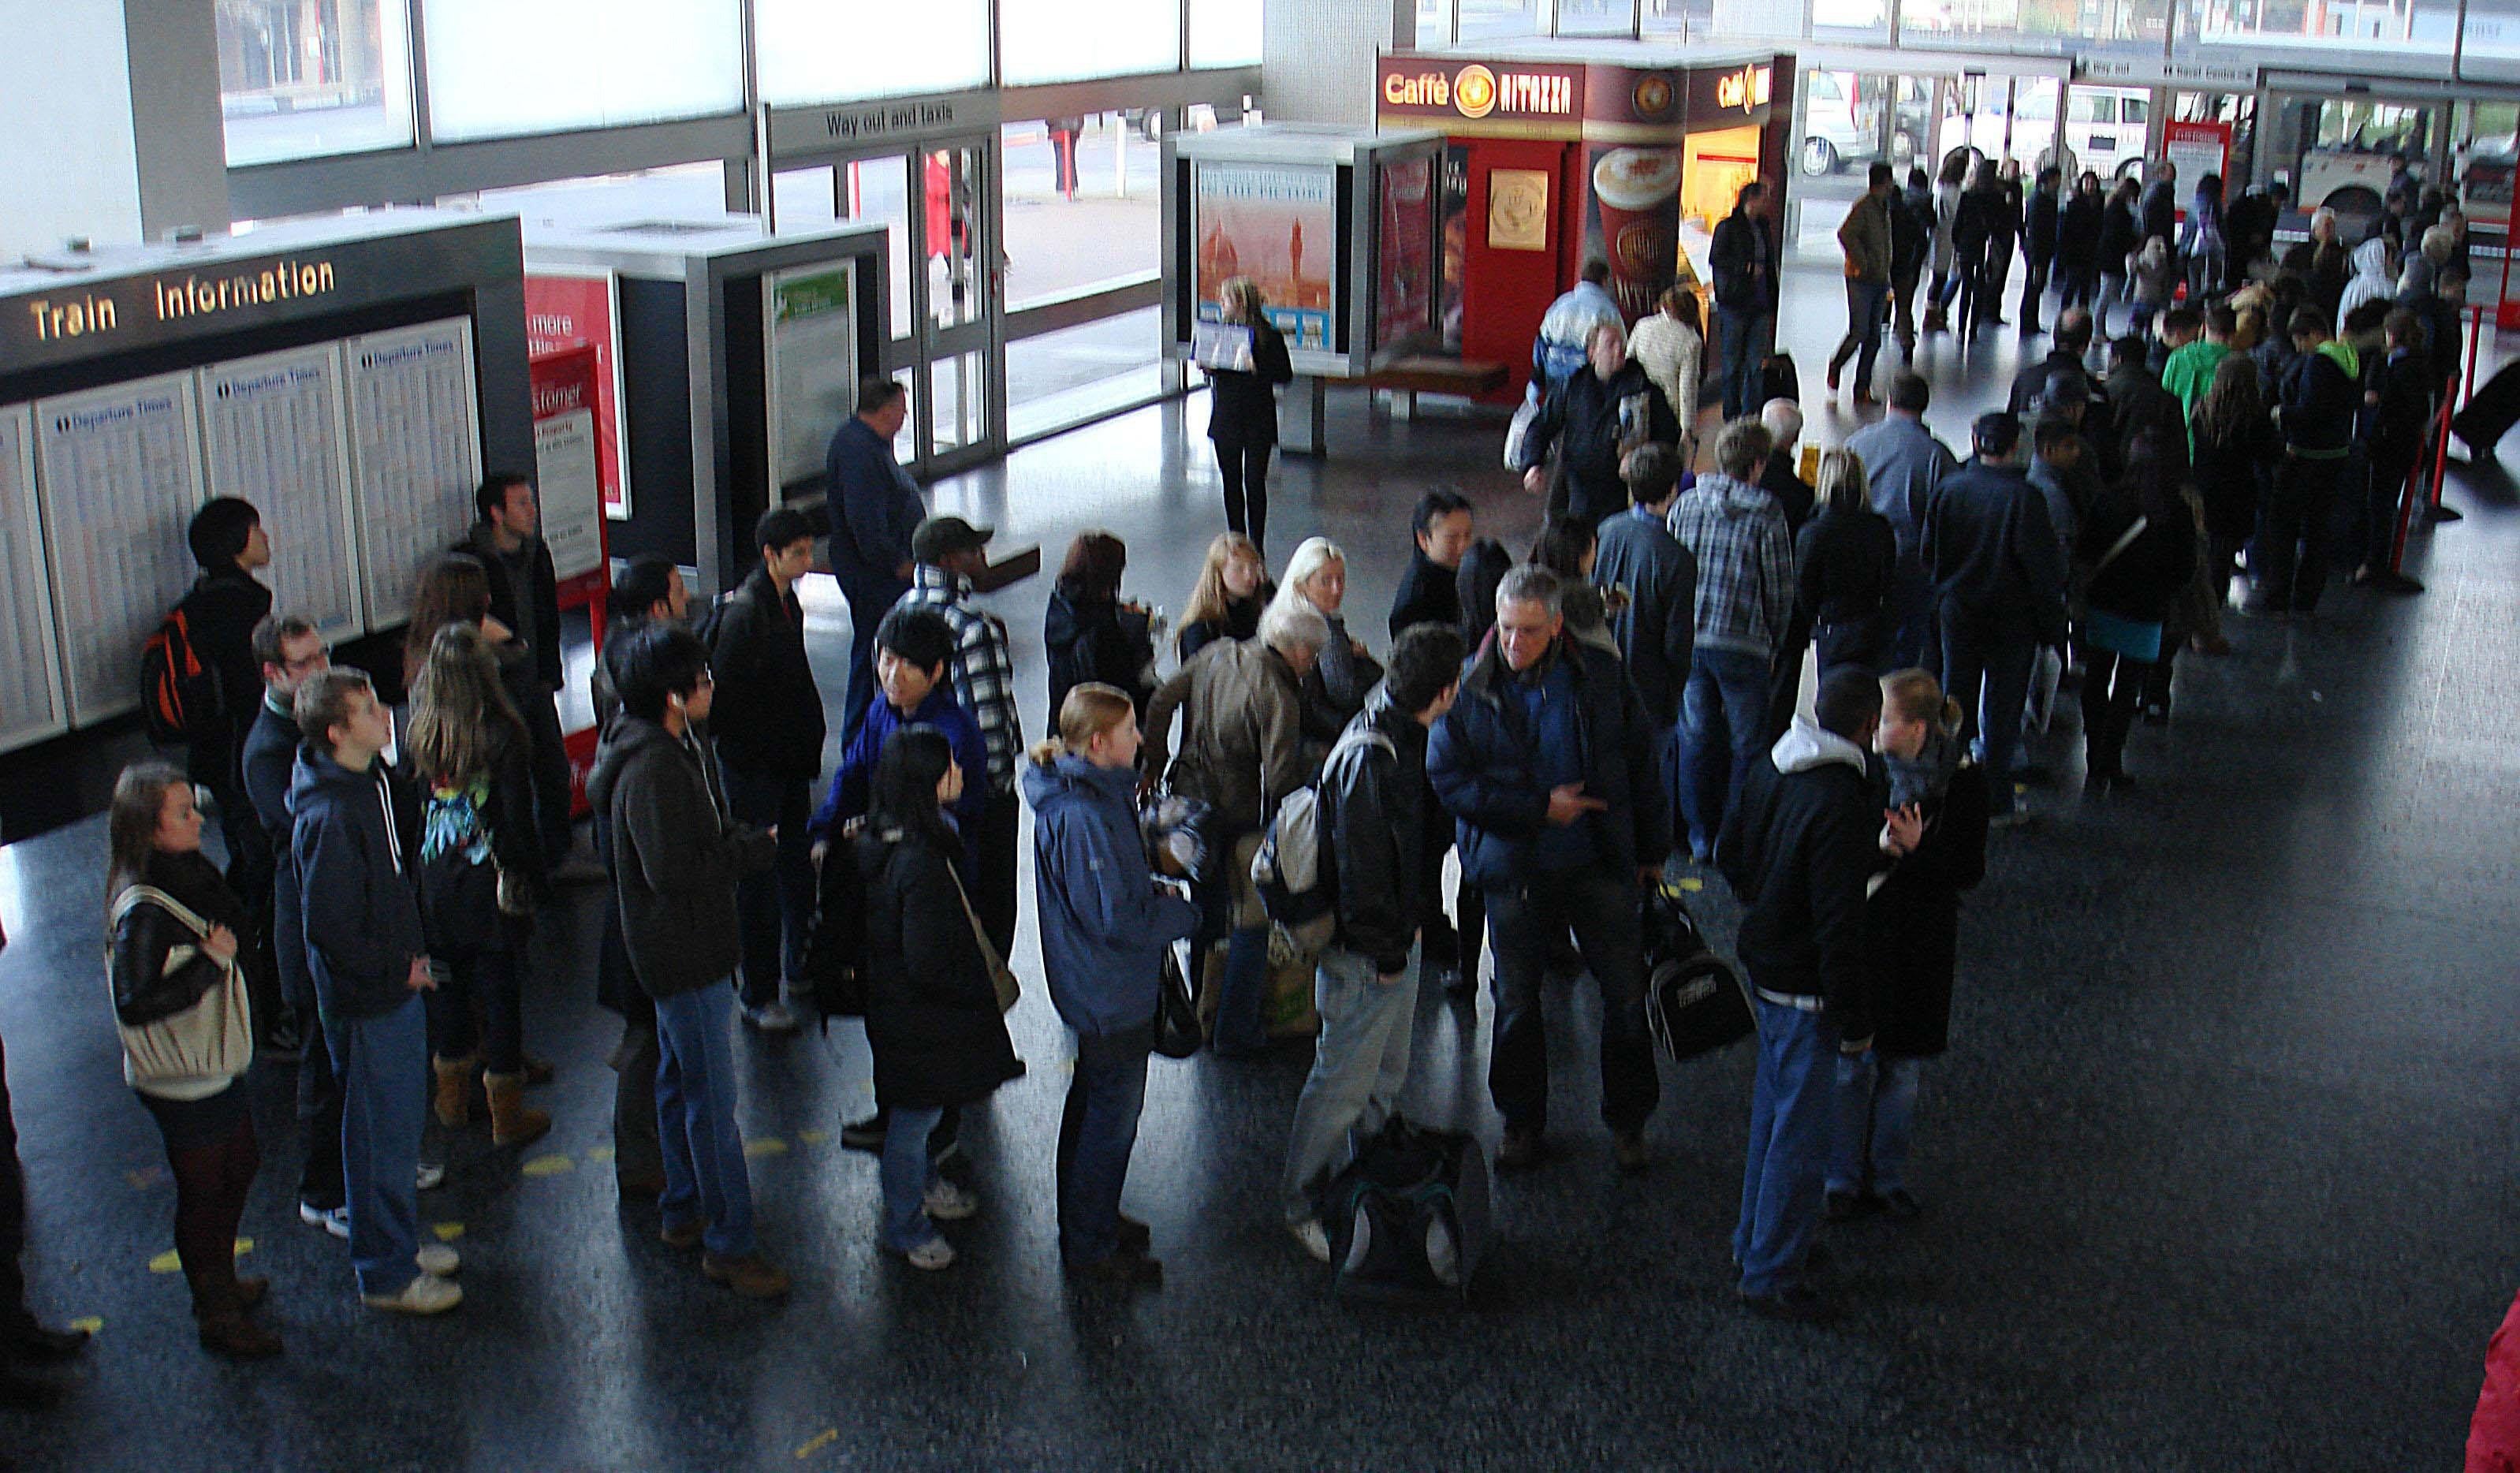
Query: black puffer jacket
1867 748 1989 1058
857 829 1021 1110
704 567 824 780
457 524 563 691
111 851 250 1027
1715 719 1881 1040
1319 695 1426 976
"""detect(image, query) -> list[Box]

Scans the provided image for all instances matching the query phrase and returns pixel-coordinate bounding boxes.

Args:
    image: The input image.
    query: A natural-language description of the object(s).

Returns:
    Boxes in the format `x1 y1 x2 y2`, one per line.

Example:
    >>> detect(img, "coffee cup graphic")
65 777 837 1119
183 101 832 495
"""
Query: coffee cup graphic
1593 147 1682 319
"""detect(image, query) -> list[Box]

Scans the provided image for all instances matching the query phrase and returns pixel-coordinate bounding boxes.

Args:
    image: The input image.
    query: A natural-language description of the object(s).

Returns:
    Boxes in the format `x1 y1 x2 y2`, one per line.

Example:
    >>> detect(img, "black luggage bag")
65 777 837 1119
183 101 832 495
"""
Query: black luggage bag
1320 1117 1491 1307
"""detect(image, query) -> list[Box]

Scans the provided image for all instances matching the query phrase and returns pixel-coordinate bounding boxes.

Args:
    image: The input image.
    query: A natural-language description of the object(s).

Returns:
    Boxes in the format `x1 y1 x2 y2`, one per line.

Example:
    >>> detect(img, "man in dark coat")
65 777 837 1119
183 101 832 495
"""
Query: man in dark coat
2021 165 2062 335
1717 667 1887 1322
1518 323 1681 526
1708 181 1780 419
2264 308 2363 615
826 376 926 739
177 498 282 1045
1593 443 1696 729
1428 565 1669 1174
457 472 573 862
1390 488 1478 989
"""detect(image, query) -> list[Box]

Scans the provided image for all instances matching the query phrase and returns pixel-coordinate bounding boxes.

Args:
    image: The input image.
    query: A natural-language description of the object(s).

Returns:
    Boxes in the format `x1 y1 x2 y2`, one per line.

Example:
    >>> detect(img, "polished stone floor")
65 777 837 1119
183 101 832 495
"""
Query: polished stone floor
5 261 2519 1470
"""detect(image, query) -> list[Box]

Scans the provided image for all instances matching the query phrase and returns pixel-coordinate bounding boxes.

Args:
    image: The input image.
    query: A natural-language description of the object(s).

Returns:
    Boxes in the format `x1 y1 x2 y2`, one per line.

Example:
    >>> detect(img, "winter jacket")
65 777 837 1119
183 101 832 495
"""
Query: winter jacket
109 850 254 1100
1839 189 1895 284
1761 451 1815 536
1795 505 1898 661
2025 185 2060 267
240 694 310 1007
1023 753 1199 1038
457 524 562 692
289 747 427 1023
2191 415 2276 546
2159 340 2229 431
1952 185 1997 267
705 566 825 780
856 827 1020 1109
1866 748 1989 1057
826 416 925 603
178 565 273 766
1389 548 1461 641
1715 717 1880 1039
407 721 548 958
2287 240 2351 324
1427 634 1668 887
2096 196 2138 277
2081 491 2197 625
1046 586 1156 720
1319 695 1427 975
1524 363 1682 527
2338 239 2398 336
1922 459 2067 643
1142 637 1311 835
1667 472 1795 661
1931 181 1962 275
1208 317 1295 446
2281 337 2363 458
2140 178 2177 248
2130 238 2176 309
1593 504 1697 724
2179 186 2225 263
806 684 989 863
2056 189 2101 274
1892 185 1930 279
1709 209 1779 315
1177 587 1269 664
2368 344 2436 464
1844 414 1960 563
2105 362 2190 473
1531 281 1627 394
586 716 775 1000
1625 315 1702 429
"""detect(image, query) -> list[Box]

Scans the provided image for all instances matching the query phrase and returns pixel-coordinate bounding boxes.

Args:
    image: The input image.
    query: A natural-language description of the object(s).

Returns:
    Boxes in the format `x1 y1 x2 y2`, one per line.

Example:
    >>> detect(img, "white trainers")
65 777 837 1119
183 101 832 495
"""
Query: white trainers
1289 1219 1332 1264
298 1202 350 1240
903 1236 956 1271
415 1244 460 1277
742 999 801 1034
923 1180 979 1221
416 1162 445 1191
363 1274 463 1315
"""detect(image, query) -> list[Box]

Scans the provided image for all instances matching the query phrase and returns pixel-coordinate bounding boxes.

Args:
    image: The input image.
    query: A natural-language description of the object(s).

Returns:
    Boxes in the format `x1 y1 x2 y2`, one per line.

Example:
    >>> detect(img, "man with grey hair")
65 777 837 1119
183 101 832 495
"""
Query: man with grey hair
1143 596 1329 1056
1429 564 1670 1173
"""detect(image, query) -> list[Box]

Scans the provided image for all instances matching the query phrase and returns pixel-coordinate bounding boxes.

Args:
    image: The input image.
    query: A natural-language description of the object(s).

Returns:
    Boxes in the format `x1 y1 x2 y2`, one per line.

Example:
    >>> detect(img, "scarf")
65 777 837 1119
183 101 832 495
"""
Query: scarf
1885 722 1963 810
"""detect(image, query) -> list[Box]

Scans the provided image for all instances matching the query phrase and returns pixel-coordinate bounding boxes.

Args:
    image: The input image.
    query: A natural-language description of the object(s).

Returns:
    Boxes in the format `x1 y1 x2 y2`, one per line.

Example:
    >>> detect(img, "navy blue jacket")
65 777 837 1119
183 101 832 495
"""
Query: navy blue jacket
289 747 427 1022
1427 634 1668 887
807 685 989 862
1023 754 1198 1037
825 416 924 605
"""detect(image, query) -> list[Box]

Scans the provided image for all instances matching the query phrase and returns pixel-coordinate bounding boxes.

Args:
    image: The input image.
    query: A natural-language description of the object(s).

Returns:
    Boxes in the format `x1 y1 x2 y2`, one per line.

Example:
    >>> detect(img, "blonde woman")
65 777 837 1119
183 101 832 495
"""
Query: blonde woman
1205 276 1295 553
1176 532 1273 664
1270 536 1384 742
1794 449 1898 676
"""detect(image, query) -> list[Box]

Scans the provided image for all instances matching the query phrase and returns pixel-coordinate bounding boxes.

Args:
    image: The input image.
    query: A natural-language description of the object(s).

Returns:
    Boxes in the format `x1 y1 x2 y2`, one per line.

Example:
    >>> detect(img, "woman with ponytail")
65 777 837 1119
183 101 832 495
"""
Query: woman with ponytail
1023 685 1200 1288
1827 669 1989 1224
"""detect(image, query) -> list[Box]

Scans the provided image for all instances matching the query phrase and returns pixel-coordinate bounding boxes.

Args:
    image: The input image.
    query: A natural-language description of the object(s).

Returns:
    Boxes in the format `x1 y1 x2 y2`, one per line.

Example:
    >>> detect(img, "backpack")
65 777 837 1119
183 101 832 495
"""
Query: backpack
691 585 746 658
1320 1116 1492 1307
1641 882 1752 1062
801 828 870 1024
1249 725 1394 959
140 599 222 747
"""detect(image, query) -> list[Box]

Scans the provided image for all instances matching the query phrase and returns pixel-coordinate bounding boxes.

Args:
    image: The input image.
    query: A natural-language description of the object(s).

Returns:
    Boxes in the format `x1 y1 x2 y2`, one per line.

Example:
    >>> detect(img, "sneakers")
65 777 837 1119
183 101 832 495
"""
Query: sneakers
702 1251 792 1299
416 1162 445 1191
416 1244 460 1277
1612 1129 1652 1174
363 1274 464 1315
660 1219 705 1251
299 1201 350 1240
1288 1219 1332 1264
839 1113 888 1152
922 1180 979 1221
742 998 802 1035
897 1237 956 1272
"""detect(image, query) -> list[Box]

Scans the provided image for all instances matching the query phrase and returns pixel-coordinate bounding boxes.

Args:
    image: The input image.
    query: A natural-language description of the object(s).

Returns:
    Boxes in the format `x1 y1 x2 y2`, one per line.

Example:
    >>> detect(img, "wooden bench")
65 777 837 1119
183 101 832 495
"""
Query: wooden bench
1279 356 1511 454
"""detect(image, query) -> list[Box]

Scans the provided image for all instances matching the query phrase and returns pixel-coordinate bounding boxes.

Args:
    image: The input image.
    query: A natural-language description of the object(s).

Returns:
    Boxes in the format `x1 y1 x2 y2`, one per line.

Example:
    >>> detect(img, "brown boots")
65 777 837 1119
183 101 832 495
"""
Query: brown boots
191 1271 281 1359
432 1054 475 1128
483 1071 550 1148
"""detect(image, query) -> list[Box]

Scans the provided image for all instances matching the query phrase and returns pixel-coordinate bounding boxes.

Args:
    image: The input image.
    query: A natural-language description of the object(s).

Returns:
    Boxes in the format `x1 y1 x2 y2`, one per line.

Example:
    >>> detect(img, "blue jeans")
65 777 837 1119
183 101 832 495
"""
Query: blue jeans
718 764 813 1009
1937 601 2037 817
1057 1024 1152 1266
1484 869 1657 1136
881 1104 945 1253
1734 996 1838 1297
327 993 427 1297
1828 1051 1922 1196
1281 945 1420 1223
1680 645 1774 856
654 979 758 1258
1828 278 1891 393
1213 924 1272 1057
1717 305 1770 420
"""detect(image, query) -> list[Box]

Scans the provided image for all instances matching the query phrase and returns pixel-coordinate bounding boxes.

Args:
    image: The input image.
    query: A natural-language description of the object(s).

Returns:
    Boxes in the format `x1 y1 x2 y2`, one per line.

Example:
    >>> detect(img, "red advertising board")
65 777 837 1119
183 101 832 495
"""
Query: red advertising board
523 270 628 520
2162 121 2231 215
529 343 610 816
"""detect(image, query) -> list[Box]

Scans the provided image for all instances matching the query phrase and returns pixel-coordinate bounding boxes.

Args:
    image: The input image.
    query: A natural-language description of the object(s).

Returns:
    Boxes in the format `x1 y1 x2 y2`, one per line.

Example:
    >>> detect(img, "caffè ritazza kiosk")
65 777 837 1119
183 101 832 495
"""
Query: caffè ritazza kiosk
1375 43 1795 404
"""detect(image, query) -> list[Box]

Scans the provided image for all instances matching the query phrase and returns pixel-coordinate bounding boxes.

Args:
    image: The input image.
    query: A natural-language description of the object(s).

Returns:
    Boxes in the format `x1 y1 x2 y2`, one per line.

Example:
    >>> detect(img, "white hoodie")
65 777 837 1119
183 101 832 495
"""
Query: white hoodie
2337 237 2396 335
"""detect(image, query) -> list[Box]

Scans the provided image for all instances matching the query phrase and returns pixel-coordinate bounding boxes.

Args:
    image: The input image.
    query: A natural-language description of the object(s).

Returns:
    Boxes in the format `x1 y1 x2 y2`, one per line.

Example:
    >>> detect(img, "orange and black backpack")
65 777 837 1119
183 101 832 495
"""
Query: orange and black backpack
140 593 223 747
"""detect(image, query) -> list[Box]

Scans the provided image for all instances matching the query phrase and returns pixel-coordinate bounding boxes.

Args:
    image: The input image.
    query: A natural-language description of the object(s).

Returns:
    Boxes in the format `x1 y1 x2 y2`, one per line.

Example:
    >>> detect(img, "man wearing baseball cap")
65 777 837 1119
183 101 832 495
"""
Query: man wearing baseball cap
896 515 1023 959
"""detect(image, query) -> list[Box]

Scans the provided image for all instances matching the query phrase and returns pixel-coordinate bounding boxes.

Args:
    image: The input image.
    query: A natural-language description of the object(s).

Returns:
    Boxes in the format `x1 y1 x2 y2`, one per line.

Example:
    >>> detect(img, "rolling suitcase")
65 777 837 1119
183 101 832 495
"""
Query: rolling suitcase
2452 358 2520 455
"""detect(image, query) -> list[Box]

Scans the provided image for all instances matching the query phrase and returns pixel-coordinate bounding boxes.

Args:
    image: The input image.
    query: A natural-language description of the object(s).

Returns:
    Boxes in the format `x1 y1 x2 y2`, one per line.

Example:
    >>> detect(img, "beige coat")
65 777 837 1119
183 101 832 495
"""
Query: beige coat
1142 637 1314 834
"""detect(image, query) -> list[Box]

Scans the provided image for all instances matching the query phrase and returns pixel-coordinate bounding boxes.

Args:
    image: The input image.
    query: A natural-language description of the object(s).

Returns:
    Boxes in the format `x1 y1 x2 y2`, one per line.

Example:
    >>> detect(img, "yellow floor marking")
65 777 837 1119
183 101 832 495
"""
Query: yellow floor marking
1676 876 1704 892
520 1154 575 1177
794 1429 837 1459
586 1145 617 1163
69 1317 102 1335
797 1129 829 1146
147 1238 251 1273
432 1222 465 1242
744 1137 789 1158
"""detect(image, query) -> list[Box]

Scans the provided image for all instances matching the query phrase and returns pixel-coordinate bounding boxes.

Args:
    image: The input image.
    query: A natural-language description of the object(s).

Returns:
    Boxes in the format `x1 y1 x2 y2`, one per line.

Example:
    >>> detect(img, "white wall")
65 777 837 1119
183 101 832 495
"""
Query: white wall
0 0 144 258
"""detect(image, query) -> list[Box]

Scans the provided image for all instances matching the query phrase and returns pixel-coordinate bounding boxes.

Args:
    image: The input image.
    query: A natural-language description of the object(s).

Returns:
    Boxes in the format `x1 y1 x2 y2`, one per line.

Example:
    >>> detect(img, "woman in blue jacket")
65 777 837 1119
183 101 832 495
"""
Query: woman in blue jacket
1023 684 1200 1288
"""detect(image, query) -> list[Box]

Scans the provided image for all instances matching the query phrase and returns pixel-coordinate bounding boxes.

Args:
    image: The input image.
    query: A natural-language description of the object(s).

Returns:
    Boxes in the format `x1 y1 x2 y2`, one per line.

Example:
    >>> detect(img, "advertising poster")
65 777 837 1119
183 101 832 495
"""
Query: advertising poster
1585 143 1685 321
1439 146 1471 349
528 345 609 603
1377 157 1436 352
1194 162 1336 352
2163 121 2232 211
524 270 629 520
765 263 861 500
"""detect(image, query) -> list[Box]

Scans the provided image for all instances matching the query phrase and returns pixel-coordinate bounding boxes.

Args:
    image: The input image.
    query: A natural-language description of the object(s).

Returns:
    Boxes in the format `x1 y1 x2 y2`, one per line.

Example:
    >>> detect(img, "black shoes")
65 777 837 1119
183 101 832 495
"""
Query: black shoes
1068 1252 1163 1289
1612 1130 1652 1175
840 1113 886 1152
1117 1214 1152 1255
1825 1188 1921 1220
6 1322 88 1363
1739 1283 1840 1323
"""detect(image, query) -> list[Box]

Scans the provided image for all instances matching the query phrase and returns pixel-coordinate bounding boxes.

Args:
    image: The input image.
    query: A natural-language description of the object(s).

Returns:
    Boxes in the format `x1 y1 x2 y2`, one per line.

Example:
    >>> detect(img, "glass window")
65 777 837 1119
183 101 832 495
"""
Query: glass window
423 0 742 144
1008 308 1166 442
755 0 991 108
1693 0 1802 39
1002 0 1181 84
2179 0 2451 55
1902 0 2166 49
218 0 414 164
1191 0 1263 66
1555 0 1638 35
2071 93 2115 125
1454 0 1545 41
1002 116 1164 308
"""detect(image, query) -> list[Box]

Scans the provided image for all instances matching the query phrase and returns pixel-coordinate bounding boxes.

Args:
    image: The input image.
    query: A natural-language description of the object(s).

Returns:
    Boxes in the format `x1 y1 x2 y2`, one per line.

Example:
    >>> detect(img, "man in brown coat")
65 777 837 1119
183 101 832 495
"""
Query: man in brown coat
1827 163 1899 408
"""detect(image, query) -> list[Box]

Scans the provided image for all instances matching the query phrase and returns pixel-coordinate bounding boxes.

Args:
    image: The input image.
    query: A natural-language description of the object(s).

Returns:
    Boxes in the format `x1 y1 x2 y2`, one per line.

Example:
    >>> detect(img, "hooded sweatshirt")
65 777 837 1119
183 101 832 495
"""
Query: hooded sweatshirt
2281 335 2362 459
1666 471 1795 659
1023 753 1199 1038
2337 238 2397 335
586 715 775 1000
1714 716 1881 1038
289 745 427 1022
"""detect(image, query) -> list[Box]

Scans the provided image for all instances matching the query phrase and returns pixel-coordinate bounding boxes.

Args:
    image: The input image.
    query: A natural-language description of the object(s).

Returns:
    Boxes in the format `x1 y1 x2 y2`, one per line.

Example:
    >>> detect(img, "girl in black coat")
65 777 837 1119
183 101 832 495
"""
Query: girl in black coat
857 726 1021 1270
1175 532 1273 665
1046 531 1157 718
2189 354 2276 610
1796 449 1899 676
1204 276 1295 554
1827 672 1989 1221
2056 171 2104 310
2077 440 2198 789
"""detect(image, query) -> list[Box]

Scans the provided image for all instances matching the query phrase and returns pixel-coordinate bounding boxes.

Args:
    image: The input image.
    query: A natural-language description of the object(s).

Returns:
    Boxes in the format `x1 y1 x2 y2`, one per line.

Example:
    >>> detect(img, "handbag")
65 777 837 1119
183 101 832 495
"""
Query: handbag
106 885 254 1086
1502 393 1541 472
945 863 1020 1015
1153 943 1203 1059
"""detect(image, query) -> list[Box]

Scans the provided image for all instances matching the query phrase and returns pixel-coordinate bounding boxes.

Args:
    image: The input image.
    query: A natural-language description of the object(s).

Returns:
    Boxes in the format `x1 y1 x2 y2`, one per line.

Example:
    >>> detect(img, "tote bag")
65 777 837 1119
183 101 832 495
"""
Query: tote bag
106 886 254 1087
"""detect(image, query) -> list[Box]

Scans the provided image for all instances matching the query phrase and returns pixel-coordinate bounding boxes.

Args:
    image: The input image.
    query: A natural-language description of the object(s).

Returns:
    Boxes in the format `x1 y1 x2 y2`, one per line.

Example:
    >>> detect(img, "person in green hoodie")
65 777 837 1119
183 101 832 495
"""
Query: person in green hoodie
2160 304 2234 447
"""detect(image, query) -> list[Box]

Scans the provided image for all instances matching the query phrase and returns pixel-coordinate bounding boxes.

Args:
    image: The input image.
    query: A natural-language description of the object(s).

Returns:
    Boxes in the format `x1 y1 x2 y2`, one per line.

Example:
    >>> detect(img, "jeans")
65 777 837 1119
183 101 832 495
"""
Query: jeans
1215 439 1273 554
1484 867 1657 1136
1735 996 1838 1296
718 763 813 1009
2260 455 2343 613
2358 448 2419 574
426 947 524 1074
1680 645 1774 856
1057 1024 1153 1266
1890 266 1924 347
881 1103 946 1253
1937 602 2038 815
1281 945 1421 1223
1213 925 1273 1057
1717 306 1772 420
840 585 890 744
1828 1050 1920 1197
2092 271 2129 337
654 979 758 1258
328 994 428 1297
1828 278 1891 394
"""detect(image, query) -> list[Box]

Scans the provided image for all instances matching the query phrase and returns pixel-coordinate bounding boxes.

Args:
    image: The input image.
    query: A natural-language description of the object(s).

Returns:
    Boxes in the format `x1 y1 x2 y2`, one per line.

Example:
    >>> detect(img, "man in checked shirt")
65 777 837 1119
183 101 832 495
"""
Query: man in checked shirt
896 515 1024 958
